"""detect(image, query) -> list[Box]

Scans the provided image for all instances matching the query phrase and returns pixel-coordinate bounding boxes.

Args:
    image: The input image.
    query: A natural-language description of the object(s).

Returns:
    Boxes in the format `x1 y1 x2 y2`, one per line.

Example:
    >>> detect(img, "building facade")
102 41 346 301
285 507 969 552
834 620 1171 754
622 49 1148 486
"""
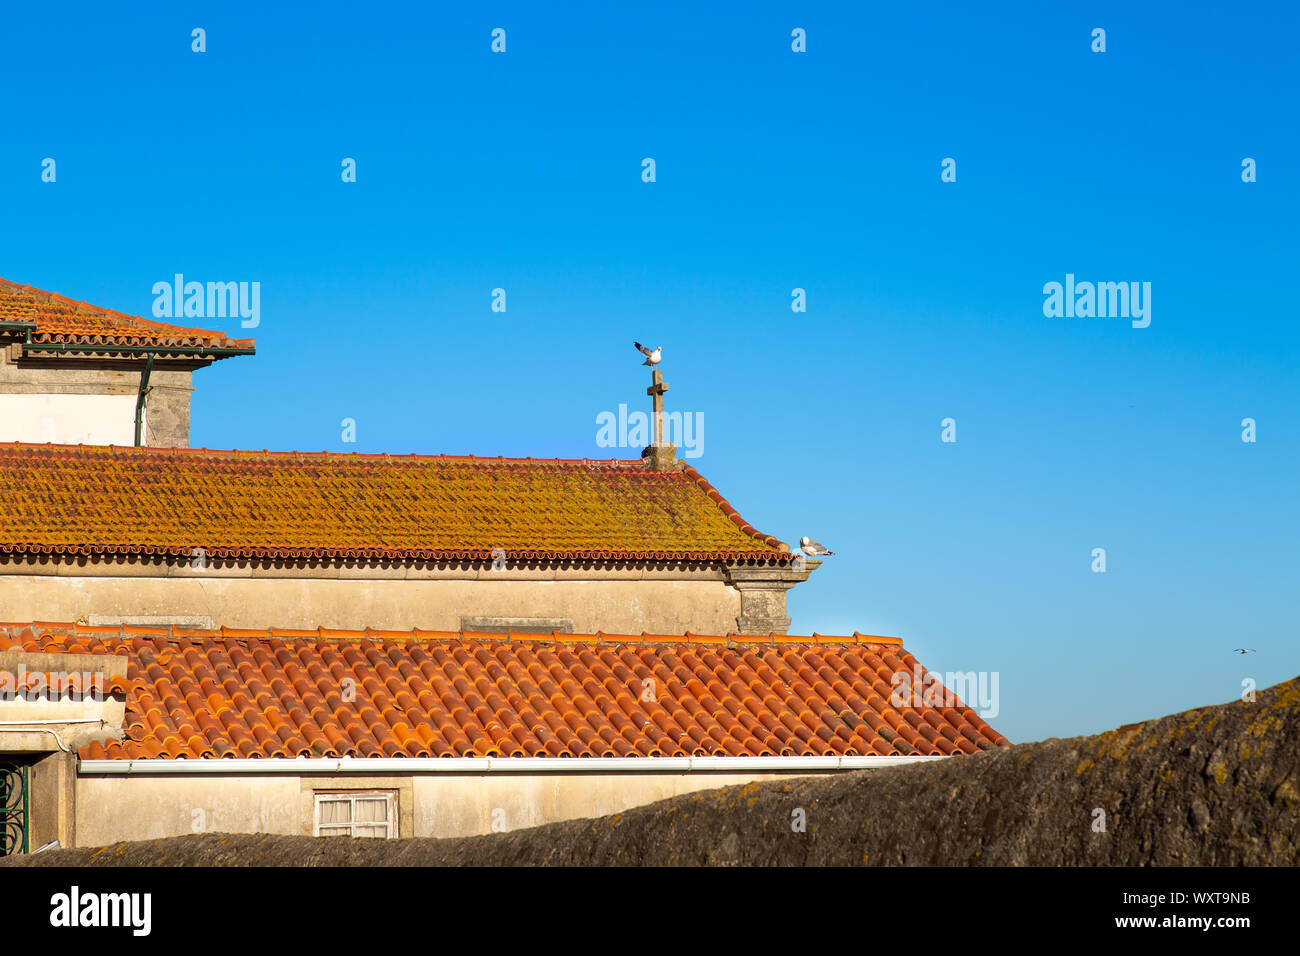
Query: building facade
0 277 1008 856
0 443 809 637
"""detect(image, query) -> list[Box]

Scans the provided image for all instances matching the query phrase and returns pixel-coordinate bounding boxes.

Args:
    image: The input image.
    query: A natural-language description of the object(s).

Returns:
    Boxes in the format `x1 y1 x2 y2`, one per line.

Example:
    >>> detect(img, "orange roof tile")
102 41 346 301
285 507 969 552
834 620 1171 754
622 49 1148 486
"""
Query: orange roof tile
0 667 128 700
0 277 255 354
0 444 789 562
0 623 1008 760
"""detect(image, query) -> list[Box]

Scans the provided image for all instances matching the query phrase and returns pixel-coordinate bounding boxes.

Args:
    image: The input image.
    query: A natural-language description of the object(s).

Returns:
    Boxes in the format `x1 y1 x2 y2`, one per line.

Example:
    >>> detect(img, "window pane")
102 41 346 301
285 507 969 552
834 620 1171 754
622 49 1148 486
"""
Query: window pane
318 799 351 824
354 799 389 823
314 792 395 838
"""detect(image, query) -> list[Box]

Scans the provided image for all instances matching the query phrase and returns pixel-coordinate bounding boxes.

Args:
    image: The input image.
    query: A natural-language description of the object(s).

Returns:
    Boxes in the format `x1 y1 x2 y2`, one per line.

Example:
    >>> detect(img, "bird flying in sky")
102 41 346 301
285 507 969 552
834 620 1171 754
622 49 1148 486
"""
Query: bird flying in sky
634 342 662 367
800 536 834 556
1233 648 1256 654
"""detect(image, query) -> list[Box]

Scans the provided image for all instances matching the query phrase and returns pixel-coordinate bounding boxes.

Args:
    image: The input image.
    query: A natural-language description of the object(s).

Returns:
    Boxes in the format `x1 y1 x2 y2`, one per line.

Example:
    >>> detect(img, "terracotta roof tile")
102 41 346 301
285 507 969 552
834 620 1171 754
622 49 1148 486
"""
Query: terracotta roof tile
0 623 1008 760
0 277 254 353
0 444 789 562
0 667 127 700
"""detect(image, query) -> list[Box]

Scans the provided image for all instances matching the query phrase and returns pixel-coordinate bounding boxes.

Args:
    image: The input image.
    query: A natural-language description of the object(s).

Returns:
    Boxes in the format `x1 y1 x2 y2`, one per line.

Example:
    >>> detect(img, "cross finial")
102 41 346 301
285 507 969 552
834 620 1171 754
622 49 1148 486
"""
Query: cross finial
642 367 676 470
646 369 669 445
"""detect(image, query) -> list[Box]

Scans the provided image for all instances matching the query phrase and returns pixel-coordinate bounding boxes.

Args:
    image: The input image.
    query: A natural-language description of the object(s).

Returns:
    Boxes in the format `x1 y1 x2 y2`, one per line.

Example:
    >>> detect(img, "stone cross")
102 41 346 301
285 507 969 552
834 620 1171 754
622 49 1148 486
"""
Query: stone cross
647 369 669 446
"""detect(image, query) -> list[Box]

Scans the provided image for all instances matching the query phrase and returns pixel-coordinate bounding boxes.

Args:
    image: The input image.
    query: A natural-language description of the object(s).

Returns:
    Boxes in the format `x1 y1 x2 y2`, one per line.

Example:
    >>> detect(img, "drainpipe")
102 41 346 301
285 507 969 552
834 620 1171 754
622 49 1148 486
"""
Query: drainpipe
18 332 160 446
133 352 155 447
12 334 254 446
0 719 108 752
0 723 100 759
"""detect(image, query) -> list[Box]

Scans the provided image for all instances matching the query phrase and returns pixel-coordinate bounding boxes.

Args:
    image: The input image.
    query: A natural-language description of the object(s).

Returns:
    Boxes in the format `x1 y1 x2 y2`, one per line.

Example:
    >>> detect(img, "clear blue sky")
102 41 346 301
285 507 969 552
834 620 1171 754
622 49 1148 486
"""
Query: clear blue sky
3 2 1296 743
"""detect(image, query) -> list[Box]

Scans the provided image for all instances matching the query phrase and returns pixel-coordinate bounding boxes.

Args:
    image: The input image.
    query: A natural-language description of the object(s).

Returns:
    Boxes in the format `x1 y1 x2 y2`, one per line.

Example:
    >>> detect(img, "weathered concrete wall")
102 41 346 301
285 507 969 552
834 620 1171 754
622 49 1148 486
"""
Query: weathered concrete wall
28 752 77 850
143 379 191 448
409 771 824 838
0 571 744 635
71 769 834 846
75 775 303 846
0 353 192 447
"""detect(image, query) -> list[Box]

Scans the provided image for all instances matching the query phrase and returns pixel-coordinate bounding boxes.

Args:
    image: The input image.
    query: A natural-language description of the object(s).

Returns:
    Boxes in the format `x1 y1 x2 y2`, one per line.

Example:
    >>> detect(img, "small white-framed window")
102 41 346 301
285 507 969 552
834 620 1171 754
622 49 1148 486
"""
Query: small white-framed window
313 791 397 839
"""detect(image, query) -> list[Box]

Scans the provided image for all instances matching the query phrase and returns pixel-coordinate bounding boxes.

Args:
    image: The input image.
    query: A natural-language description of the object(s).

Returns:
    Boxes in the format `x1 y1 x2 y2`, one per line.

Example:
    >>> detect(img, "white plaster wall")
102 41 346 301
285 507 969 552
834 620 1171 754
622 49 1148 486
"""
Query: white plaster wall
0 574 743 635
0 393 137 445
74 775 303 846
73 770 827 845
411 771 808 838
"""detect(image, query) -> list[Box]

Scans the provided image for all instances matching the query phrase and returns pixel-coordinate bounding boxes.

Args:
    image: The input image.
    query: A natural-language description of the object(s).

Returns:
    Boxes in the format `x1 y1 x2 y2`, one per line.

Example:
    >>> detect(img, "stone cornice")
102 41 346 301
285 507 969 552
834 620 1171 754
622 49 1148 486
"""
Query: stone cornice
0 552 737 582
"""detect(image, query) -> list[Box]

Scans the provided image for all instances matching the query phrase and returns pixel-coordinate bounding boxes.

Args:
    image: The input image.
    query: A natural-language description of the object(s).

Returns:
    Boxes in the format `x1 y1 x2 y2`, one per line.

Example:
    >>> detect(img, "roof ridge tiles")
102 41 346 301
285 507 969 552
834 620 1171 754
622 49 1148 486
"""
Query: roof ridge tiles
0 441 650 467
10 621 895 647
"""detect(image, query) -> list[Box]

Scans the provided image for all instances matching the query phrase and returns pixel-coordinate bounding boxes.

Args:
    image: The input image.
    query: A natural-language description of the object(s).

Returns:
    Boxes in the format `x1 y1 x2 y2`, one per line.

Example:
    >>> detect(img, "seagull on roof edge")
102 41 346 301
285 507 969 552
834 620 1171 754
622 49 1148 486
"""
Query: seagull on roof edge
800 536 834 556
634 342 662 367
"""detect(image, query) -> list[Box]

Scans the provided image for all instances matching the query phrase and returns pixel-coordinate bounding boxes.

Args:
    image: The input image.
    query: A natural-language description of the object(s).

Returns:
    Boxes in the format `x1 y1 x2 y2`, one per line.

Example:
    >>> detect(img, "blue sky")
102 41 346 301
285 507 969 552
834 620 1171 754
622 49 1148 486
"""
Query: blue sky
2 2 1296 742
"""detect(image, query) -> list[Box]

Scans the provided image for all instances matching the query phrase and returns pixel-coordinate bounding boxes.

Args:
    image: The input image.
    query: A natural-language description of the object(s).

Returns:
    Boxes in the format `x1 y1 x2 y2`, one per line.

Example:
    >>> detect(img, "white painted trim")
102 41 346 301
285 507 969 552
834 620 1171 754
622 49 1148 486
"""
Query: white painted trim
77 755 947 776
313 790 397 839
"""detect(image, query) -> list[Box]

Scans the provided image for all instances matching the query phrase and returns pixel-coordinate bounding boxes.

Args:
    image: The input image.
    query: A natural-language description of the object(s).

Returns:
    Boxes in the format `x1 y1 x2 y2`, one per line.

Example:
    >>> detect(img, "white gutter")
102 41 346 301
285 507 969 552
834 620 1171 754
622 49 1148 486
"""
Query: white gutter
78 755 948 776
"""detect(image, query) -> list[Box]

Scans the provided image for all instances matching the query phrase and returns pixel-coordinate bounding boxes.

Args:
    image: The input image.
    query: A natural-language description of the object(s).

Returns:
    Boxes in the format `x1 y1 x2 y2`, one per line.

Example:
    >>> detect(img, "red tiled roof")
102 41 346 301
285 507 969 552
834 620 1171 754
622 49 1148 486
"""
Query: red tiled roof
0 443 789 563
0 624 1010 760
0 667 129 700
0 277 255 353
